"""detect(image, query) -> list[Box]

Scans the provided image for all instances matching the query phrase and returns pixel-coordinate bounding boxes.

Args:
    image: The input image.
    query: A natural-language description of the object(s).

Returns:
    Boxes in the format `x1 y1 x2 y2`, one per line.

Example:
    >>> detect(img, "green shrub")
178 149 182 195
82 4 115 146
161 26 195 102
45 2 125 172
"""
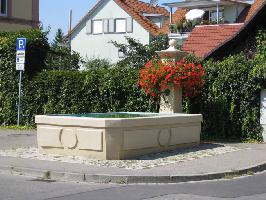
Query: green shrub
0 29 49 125
111 35 168 68
83 58 111 70
19 66 157 125
46 47 83 71
46 28 83 71
200 54 264 141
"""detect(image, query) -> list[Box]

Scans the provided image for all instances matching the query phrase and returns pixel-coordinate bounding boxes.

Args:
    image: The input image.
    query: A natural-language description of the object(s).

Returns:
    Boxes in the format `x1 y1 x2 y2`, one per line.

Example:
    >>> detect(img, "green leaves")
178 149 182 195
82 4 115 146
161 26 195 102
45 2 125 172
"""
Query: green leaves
110 35 168 69
200 53 264 141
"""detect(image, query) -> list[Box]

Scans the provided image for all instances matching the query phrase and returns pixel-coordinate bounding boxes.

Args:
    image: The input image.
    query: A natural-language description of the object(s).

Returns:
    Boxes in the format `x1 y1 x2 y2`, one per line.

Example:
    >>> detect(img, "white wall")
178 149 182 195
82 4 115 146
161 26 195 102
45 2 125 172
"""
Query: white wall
224 4 246 23
71 0 150 63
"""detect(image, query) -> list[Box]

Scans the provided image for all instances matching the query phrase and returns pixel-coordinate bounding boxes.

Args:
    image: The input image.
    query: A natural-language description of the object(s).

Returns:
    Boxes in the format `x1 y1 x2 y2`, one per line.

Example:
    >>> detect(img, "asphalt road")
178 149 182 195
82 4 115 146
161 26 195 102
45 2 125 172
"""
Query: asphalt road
0 171 266 200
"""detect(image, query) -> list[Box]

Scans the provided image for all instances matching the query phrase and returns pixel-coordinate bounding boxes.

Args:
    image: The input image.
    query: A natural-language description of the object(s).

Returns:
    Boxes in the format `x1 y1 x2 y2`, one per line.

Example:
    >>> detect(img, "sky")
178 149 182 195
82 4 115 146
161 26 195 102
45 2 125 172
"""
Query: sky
40 0 254 42
40 0 166 42
40 0 96 42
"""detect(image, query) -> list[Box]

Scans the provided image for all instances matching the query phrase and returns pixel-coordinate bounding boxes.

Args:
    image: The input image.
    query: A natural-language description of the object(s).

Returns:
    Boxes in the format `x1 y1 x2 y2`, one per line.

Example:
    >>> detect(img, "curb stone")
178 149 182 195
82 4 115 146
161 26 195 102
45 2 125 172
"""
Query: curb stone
0 162 266 184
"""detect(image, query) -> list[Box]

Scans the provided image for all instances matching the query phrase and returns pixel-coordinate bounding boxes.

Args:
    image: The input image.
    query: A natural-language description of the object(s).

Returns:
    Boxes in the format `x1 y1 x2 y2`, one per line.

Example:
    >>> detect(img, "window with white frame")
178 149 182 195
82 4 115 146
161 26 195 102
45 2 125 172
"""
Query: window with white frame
115 19 126 33
0 0 7 16
93 20 103 34
118 49 125 58
202 8 224 23
210 10 223 22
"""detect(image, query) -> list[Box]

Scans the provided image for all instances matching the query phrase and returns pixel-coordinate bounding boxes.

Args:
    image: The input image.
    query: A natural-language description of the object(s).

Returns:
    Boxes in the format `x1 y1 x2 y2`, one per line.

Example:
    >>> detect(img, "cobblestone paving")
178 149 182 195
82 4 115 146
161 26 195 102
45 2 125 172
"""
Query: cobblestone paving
0 145 246 169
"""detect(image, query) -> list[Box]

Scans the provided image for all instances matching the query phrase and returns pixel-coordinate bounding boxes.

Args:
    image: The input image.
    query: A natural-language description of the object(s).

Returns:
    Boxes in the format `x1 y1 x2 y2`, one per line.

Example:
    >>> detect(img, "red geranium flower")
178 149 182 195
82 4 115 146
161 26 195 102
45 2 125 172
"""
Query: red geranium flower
139 59 204 98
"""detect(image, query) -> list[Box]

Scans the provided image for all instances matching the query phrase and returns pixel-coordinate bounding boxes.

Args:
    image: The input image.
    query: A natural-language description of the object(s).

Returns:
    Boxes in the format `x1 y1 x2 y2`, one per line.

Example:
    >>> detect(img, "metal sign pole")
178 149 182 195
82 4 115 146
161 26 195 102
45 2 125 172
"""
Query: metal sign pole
17 70 22 126
16 38 26 126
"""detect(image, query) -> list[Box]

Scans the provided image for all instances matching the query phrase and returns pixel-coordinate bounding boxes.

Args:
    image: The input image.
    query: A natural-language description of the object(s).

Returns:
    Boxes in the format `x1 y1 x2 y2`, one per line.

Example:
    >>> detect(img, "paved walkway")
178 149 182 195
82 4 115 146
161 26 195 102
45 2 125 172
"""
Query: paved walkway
0 128 265 183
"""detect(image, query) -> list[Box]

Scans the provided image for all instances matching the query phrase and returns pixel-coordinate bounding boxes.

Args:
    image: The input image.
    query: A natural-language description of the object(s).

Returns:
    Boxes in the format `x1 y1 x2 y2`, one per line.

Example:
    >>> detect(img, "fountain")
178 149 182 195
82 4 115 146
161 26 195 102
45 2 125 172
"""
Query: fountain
156 39 188 113
35 39 202 160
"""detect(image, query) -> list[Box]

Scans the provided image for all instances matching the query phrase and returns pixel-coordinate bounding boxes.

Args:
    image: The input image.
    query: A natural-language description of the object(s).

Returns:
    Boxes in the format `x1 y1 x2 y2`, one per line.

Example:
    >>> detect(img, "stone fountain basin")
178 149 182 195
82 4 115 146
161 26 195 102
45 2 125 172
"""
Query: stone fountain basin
35 112 202 160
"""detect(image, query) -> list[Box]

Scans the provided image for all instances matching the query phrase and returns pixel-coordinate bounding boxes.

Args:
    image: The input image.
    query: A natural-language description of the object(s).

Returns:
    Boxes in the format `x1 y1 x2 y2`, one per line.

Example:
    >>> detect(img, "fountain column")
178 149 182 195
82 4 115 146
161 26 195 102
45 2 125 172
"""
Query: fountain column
156 39 188 113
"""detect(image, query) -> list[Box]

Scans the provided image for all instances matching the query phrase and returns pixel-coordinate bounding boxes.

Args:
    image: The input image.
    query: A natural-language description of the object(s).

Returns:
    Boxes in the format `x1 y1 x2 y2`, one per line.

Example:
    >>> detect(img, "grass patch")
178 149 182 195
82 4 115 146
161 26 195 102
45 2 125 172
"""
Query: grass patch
223 174 240 179
0 125 36 130
246 170 254 176
242 139 261 143
42 171 51 180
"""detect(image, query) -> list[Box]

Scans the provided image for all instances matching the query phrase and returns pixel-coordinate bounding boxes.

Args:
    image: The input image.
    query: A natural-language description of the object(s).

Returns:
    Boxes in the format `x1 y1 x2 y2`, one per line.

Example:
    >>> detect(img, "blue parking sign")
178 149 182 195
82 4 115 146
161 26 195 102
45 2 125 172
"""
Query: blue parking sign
16 38 27 51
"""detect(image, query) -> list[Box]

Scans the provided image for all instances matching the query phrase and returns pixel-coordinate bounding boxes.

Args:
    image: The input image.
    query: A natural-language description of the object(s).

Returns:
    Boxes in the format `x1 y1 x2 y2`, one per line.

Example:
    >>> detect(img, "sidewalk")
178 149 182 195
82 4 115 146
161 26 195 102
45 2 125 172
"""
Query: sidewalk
0 129 265 184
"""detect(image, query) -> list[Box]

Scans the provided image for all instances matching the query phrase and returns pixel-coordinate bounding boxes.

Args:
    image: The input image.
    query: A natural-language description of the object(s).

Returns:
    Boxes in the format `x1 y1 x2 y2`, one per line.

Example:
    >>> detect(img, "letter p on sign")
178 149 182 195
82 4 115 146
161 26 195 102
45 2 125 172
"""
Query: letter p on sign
16 38 26 51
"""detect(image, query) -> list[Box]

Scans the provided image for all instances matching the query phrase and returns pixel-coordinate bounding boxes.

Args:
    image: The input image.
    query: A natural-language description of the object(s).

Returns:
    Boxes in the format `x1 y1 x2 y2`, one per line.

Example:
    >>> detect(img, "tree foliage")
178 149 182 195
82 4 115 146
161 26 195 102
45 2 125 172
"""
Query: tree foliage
46 28 83 70
111 34 168 68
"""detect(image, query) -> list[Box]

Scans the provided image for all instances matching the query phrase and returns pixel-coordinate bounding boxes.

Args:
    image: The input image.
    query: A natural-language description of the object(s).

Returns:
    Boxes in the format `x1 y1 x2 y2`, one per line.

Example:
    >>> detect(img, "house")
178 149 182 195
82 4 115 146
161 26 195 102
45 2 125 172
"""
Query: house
68 0 261 62
162 0 265 59
67 0 169 63
0 0 39 32
207 0 266 58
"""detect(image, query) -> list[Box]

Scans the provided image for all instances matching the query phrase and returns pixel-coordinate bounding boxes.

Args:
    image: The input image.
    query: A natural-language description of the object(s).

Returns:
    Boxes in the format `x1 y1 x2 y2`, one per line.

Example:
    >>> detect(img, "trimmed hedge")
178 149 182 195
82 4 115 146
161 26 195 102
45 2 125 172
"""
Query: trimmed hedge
20 66 157 125
0 29 49 124
200 54 264 141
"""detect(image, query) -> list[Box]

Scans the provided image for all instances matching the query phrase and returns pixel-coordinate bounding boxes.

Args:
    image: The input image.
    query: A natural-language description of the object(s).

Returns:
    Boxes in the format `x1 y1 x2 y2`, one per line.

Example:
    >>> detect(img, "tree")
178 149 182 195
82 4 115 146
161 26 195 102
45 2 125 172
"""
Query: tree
46 28 83 70
111 34 168 68
52 28 65 47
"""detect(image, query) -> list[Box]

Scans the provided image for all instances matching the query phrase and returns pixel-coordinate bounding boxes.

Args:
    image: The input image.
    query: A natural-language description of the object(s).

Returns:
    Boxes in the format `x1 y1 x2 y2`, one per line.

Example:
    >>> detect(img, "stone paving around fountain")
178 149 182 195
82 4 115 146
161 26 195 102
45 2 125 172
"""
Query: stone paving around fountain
0 145 244 170
0 128 266 183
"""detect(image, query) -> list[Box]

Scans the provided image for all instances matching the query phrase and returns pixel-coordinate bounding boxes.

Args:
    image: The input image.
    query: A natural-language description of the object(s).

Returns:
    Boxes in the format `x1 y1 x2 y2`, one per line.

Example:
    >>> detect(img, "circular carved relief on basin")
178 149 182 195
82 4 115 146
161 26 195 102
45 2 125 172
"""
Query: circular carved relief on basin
60 129 77 149
158 129 171 147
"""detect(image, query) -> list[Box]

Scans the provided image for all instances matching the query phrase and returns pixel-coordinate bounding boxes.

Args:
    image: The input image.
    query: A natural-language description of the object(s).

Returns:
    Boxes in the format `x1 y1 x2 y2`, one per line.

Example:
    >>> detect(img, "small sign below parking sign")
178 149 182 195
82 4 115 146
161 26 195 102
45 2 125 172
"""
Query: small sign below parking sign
16 38 26 71
16 63 25 71
16 57 25 64
16 50 25 57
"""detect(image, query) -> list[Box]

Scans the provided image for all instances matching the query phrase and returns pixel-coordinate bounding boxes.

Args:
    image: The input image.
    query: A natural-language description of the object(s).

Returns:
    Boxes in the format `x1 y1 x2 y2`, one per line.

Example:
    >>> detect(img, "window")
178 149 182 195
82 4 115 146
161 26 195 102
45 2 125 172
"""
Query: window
115 19 126 33
202 9 223 23
155 22 161 28
118 49 125 58
86 18 133 35
210 10 223 22
0 0 7 16
93 20 103 34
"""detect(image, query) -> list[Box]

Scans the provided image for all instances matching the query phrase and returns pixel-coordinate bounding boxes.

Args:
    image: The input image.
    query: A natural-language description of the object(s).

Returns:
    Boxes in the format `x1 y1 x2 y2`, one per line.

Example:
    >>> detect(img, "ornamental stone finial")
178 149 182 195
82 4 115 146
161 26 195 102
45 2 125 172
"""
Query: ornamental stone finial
167 39 178 51
169 39 177 48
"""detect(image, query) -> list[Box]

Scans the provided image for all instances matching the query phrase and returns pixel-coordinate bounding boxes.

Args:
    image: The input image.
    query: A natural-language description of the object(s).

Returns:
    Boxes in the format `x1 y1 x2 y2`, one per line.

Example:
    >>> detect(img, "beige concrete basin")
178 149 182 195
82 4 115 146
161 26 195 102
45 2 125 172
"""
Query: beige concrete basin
35 113 202 160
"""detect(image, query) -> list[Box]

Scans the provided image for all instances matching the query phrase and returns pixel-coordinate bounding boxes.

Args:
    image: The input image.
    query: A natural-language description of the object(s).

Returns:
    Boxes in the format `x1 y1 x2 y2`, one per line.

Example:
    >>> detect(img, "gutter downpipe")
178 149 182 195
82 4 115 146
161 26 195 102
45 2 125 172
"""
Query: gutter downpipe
216 3 219 24
68 9 72 52
170 7 173 24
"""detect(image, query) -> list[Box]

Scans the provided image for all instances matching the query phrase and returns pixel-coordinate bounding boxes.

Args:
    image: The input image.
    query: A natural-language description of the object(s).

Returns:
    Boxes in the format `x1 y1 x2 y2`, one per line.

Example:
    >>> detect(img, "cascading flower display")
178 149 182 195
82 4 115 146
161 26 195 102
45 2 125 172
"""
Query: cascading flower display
138 59 204 98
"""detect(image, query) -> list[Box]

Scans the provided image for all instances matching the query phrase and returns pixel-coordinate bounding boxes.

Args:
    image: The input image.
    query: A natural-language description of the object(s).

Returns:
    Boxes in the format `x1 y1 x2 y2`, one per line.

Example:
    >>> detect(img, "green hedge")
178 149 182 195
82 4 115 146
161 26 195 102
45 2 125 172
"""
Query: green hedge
200 54 264 141
0 29 49 124
20 66 157 125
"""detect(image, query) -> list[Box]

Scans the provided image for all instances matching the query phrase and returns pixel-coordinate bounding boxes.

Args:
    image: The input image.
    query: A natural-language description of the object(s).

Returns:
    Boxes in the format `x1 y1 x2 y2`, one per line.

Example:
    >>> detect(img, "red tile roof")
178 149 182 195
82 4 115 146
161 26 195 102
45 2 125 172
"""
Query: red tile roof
122 0 169 16
114 0 169 36
182 24 243 58
67 0 169 37
237 0 265 22
207 0 266 59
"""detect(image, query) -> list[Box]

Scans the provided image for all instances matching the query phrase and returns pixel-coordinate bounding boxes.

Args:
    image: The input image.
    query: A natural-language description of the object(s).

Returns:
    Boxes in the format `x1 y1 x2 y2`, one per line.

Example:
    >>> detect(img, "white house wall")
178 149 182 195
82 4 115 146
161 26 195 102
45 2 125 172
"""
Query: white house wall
71 0 150 63
224 4 246 23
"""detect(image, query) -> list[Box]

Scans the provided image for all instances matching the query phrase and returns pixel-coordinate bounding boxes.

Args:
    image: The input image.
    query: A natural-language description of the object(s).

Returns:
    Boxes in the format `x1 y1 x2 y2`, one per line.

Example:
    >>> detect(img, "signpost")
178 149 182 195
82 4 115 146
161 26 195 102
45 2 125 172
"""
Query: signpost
16 38 26 126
